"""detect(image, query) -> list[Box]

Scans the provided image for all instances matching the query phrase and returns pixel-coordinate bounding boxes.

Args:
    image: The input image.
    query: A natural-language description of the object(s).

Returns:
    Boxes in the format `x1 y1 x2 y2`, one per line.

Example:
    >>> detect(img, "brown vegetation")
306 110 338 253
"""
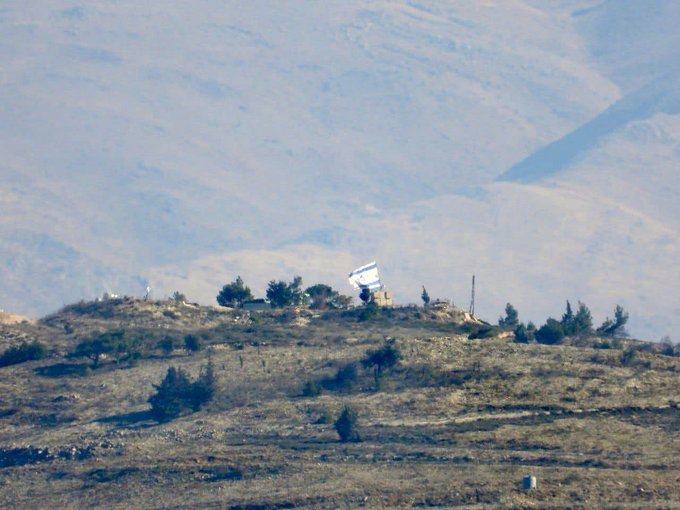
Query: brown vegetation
0 298 679 508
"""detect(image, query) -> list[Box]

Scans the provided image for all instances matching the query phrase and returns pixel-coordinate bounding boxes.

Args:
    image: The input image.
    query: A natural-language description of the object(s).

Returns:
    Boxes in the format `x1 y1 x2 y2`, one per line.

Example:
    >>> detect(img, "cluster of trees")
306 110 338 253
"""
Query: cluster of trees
303 340 401 442
304 340 402 396
148 360 216 422
69 330 141 368
69 330 206 369
216 276 352 310
0 340 48 368
501 300 630 345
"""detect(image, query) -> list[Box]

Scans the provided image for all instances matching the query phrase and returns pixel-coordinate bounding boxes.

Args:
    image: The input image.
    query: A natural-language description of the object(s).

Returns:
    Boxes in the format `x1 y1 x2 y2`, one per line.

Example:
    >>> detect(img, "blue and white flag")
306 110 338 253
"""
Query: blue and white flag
348 261 382 290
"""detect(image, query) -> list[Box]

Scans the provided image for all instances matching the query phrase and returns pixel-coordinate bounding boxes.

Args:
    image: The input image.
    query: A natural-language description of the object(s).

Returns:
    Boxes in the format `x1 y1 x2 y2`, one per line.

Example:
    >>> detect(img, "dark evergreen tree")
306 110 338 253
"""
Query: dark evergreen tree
535 318 565 345
148 367 194 422
326 363 358 393
361 340 401 388
513 323 534 344
498 302 519 329
561 301 575 335
171 291 186 303
359 287 372 304
216 276 253 307
0 341 48 367
71 330 130 368
157 336 175 355
597 305 630 337
148 362 217 422
190 357 216 410
421 286 431 306
305 283 352 309
573 301 593 336
266 276 305 307
334 405 360 442
184 334 202 353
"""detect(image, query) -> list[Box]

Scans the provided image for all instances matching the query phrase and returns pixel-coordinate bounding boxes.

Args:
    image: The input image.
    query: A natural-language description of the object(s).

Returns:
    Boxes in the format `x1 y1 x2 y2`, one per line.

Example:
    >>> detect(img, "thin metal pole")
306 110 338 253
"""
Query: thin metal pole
469 275 475 316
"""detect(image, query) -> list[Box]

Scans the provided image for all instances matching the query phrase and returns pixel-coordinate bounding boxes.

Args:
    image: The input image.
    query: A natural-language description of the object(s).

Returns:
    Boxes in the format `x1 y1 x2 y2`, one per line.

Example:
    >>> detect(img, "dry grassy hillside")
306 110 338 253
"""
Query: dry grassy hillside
1 298 679 509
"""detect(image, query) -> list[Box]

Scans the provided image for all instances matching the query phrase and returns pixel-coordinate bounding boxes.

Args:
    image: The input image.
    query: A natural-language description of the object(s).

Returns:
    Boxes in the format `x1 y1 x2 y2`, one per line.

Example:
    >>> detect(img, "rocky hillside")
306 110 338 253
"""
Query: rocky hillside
1 299 679 508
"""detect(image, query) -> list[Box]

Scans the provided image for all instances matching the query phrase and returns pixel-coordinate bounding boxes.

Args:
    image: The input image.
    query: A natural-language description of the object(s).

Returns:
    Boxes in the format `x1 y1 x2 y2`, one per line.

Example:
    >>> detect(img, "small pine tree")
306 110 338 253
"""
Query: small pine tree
266 276 305 307
498 303 519 329
148 367 194 422
361 340 401 389
148 362 217 422
421 286 431 306
573 301 593 336
190 357 216 410
597 305 629 337
513 323 534 344
334 405 360 442
561 301 575 335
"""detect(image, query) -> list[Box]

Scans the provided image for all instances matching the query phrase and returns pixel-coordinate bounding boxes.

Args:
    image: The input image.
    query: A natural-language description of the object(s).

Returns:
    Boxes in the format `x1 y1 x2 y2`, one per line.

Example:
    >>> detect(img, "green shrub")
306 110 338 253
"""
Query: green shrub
184 335 202 353
358 304 379 322
157 337 175 355
513 323 534 344
306 283 353 310
320 363 359 393
334 405 360 442
535 318 564 345
314 408 334 424
302 380 323 397
0 341 48 368
148 360 216 422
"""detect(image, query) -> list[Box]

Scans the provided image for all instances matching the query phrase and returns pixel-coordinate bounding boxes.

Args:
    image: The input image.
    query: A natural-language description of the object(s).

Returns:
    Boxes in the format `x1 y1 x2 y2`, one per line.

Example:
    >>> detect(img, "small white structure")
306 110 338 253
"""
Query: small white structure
242 299 271 311
523 475 537 490
371 290 393 307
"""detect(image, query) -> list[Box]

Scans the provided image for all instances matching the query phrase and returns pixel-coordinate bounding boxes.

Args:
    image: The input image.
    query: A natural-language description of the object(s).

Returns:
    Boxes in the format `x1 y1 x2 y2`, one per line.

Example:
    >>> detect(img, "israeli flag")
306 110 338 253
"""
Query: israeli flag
348 261 382 290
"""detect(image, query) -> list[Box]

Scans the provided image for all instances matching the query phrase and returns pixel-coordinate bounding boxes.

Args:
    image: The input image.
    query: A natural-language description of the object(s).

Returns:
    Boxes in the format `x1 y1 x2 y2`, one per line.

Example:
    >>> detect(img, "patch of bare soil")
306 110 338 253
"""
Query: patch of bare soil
0 311 32 325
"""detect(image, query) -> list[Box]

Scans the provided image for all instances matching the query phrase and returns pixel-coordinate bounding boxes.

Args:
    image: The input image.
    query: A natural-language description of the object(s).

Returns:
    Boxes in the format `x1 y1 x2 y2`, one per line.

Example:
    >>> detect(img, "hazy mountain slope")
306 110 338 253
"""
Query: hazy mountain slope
1 1 678 339
497 71 680 182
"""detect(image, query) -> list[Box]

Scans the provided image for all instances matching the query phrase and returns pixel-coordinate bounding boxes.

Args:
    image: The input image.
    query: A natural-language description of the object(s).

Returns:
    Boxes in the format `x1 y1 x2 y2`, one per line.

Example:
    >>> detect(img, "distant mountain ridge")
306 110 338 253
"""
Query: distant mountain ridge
1 1 679 340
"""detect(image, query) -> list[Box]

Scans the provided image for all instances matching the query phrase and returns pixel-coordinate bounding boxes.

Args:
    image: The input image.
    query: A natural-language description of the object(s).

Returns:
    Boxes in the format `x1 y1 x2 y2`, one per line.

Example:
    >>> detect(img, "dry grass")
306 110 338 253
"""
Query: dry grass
1 299 679 508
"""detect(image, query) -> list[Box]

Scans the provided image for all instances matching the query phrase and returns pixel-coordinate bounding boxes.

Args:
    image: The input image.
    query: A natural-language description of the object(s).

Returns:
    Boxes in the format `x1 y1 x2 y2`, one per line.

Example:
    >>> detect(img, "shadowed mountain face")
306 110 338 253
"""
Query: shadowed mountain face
1 1 679 340
498 71 680 182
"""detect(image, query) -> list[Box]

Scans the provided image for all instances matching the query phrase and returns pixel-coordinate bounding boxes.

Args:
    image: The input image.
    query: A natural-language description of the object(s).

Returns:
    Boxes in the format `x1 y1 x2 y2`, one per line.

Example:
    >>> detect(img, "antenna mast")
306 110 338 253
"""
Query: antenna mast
469 275 475 316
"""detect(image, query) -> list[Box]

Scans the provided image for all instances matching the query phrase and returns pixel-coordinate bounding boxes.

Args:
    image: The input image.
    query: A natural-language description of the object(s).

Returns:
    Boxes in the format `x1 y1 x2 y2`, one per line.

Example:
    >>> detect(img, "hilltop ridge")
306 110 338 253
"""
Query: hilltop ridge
1 297 679 508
